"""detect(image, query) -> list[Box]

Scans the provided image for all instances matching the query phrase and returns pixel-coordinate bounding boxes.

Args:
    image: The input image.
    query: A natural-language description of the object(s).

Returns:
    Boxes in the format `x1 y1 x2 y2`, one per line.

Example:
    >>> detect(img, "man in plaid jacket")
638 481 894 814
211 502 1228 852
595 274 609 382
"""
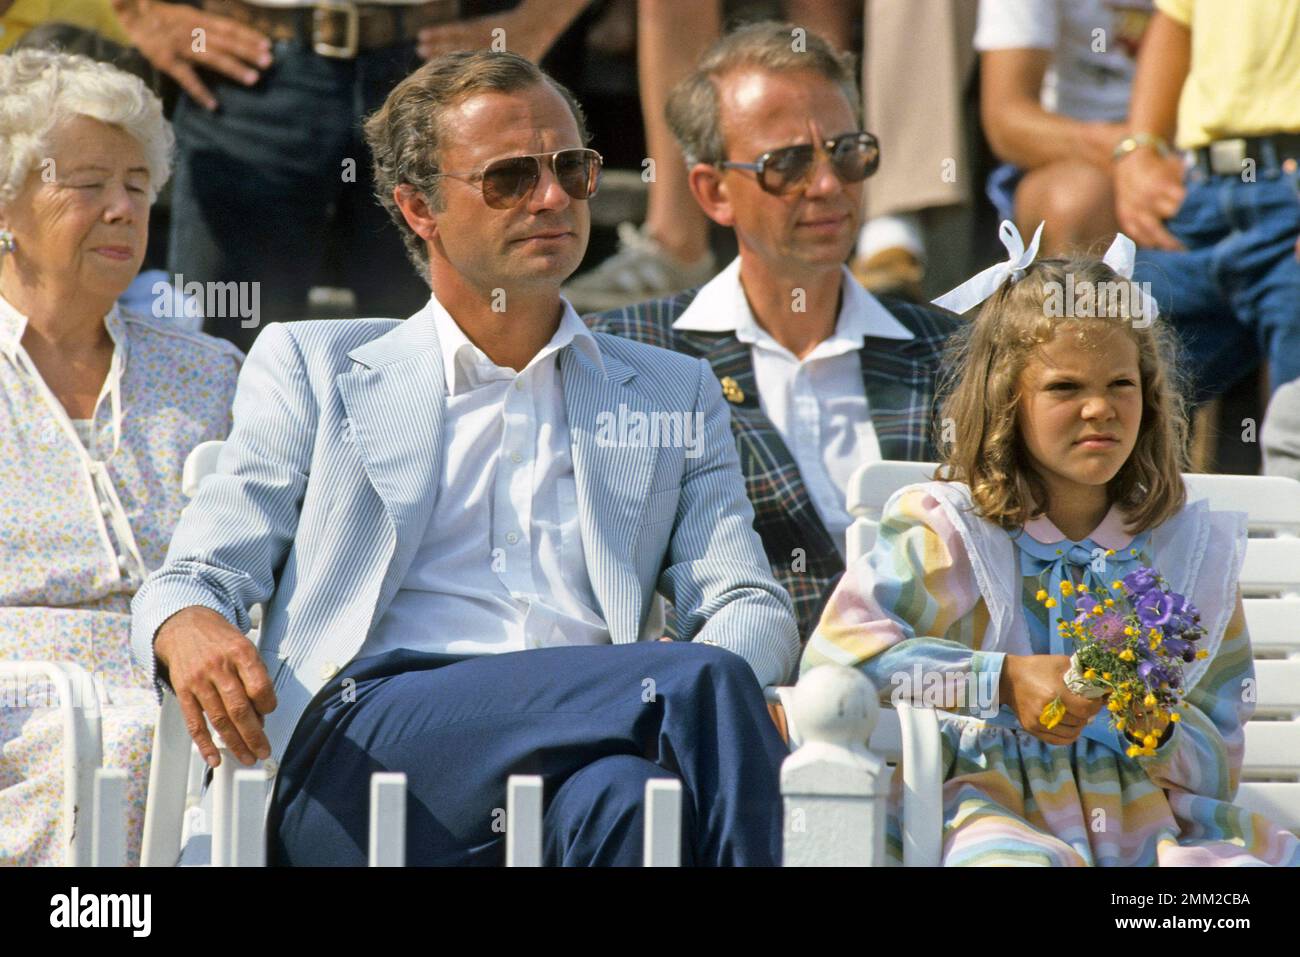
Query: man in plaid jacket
588 22 957 640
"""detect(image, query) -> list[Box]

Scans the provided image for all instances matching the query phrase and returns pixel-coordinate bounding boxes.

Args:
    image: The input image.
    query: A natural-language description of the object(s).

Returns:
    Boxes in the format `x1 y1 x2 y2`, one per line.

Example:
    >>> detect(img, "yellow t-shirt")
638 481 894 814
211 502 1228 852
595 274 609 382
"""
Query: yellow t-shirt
0 0 130 53
1156 0 1300 148
1159 0 1300 148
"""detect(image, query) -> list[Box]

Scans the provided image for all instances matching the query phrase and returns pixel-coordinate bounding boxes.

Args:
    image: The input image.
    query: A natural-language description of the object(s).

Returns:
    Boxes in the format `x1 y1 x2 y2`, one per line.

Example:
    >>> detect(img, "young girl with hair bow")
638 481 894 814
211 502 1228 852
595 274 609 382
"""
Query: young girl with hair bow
801 222 1300 866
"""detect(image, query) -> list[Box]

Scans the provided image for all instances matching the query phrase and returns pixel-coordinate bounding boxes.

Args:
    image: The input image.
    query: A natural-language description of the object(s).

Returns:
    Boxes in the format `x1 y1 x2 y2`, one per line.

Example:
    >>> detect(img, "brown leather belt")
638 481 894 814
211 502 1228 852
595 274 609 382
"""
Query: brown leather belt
203 0 460 59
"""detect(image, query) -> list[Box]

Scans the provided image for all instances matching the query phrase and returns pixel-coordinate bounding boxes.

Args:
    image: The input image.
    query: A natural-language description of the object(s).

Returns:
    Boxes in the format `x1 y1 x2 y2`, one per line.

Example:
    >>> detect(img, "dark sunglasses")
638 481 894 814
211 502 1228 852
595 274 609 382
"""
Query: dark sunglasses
718 132 880 195
431 147 603 209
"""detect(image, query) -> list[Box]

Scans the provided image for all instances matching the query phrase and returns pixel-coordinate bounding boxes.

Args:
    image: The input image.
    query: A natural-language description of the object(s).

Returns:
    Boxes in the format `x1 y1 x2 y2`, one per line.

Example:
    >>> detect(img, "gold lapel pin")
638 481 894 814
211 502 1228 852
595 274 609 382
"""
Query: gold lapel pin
720 376 745 404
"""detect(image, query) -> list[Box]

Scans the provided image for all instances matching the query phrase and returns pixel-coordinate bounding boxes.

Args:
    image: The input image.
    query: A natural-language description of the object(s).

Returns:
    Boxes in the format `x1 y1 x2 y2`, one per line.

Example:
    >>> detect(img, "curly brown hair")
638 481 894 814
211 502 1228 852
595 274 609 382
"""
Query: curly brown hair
932 256 1190 532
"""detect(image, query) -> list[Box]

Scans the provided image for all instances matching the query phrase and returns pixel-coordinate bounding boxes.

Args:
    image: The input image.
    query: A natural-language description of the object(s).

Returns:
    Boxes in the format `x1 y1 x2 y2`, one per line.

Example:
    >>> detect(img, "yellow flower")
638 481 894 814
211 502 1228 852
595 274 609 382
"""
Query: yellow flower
1102 672 1112 681
1118 649 1135 661
1104 599 1115 607
1040 697 1067 730
1111 580 1124 590
1124 627 1136 637
1149 636 1161 650
1143 693 1158 708
1196 650 1209 659
1115 717 1127 730
1107 699 1122 712
1170 712 1181 723
1126 745 1142 758
1044 598 1057 608
1036 589 1049 602
1078 583 1089 593
1091 605 1104 616
1143 733 1158 749
1083 668 1097 680
1060 581 1075 597
1105 549 1116 557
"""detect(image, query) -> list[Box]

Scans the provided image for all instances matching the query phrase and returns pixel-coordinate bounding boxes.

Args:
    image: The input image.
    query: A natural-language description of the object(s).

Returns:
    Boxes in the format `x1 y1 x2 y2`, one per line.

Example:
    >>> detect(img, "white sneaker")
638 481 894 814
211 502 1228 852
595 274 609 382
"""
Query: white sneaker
564 222 717 312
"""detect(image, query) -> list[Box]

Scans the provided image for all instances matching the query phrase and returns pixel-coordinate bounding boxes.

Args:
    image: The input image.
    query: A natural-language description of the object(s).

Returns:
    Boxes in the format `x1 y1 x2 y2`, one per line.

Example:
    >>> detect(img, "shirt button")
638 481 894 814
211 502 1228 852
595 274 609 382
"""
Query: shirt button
263 758 278 777
320 662 339 680
100 501 113 517
513 379 524 391
510 452 522 464
116 554 130 572
506 532 519 545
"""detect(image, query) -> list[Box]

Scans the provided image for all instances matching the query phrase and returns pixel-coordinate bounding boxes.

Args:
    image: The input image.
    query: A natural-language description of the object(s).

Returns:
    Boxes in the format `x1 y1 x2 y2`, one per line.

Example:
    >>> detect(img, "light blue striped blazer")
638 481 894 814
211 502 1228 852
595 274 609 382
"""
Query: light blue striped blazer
131 301 800 763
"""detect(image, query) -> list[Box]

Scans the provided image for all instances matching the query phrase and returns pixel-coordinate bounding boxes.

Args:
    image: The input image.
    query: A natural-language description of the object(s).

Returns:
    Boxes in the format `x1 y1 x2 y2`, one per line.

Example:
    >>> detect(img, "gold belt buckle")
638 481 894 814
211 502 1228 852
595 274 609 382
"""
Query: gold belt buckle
1208 138 1247 175
313 0 361 59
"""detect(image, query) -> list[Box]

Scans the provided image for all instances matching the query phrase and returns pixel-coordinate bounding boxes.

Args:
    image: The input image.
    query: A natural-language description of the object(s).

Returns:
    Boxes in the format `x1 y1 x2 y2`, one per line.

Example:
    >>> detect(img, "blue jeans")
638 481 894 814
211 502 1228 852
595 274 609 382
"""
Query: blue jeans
1134 162 1300 401
266 643 789 866
167 40 431 351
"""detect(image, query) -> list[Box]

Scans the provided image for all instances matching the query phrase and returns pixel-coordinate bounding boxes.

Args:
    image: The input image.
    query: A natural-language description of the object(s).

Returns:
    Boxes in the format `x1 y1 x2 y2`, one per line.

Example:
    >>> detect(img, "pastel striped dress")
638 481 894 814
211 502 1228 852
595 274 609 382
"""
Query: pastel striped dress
802 484 1300 866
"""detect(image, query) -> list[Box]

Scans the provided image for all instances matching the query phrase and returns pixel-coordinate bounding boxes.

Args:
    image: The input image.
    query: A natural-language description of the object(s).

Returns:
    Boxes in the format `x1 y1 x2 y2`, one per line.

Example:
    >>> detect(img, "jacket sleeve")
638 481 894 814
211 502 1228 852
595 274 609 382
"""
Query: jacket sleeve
130 323 316 698
801 485 1003 717
657 358 801 688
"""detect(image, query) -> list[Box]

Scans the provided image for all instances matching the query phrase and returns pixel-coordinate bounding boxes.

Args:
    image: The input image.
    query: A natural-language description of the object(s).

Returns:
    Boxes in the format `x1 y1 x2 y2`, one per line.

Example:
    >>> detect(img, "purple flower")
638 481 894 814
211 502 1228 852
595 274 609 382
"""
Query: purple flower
1075 594 1098 616
1137 591 1175 629
1122 567 1159 595
1093 611 1129 646
1136 659 1165 689
1163 636 1196 663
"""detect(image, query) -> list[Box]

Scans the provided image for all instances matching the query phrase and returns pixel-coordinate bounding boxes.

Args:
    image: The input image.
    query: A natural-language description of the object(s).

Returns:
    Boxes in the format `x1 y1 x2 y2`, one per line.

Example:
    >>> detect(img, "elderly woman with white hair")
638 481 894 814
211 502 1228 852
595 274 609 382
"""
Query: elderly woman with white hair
0 49 241 865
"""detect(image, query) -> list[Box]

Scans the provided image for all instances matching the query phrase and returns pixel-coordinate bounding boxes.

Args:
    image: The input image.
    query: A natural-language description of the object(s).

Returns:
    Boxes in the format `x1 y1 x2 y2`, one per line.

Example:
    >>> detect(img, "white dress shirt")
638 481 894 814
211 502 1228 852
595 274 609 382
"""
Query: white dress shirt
364 296 610 658
673 257 915 556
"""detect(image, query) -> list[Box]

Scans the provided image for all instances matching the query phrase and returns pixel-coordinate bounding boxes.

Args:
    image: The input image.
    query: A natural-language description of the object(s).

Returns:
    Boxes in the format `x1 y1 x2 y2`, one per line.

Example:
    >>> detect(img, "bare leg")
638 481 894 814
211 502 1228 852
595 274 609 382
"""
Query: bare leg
638 0 720 263
1014 160 1119 257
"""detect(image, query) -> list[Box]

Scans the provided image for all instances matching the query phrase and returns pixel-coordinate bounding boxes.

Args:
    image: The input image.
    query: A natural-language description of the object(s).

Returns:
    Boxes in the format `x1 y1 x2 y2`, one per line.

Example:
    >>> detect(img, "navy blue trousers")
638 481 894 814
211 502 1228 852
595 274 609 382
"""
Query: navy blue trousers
267 642 788 866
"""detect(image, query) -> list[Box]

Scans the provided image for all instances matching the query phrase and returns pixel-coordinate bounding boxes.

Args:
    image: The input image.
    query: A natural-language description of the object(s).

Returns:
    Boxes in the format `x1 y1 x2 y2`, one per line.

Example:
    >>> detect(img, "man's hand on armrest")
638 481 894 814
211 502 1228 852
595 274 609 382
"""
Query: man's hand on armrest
155 606 277 768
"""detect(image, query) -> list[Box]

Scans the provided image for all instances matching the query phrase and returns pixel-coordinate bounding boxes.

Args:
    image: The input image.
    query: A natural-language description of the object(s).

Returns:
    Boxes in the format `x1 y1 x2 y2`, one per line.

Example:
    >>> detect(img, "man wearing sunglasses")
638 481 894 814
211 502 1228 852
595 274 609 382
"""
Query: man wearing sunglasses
591 22 958 641
132 50 799 866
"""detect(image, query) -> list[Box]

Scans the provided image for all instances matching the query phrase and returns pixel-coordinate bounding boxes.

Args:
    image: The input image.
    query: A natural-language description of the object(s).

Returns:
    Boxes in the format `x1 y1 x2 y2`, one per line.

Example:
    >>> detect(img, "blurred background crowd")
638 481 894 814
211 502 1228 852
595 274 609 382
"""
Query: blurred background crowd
2 0 1298 475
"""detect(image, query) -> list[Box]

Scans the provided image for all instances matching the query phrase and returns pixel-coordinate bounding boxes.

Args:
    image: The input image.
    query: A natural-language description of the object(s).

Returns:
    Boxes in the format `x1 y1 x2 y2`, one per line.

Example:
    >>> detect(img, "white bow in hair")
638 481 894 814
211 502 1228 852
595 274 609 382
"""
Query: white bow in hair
932 220 1044 315
931 220 1160 323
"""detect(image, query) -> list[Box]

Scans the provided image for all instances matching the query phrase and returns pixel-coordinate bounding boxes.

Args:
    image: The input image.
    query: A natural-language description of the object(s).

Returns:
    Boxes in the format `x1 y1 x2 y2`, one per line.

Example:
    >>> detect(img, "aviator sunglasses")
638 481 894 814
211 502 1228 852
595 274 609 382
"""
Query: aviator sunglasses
430 147 604 209
717 131 880 195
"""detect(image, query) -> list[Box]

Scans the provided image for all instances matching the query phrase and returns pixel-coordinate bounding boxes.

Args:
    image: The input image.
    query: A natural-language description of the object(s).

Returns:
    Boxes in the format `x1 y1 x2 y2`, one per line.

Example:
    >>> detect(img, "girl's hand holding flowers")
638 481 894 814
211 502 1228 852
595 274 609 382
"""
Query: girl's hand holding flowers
1000 654 1106 745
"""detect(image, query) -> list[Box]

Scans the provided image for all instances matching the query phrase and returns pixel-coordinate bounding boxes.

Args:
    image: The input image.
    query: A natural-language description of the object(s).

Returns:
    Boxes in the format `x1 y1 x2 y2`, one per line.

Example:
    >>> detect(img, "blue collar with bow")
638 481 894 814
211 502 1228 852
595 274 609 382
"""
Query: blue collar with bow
988 509 1152 752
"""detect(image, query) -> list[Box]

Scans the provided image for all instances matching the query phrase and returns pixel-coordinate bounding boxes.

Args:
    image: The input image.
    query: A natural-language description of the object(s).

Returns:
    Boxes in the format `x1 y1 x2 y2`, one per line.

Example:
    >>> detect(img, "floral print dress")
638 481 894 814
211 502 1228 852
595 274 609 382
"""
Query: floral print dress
0 294 240 865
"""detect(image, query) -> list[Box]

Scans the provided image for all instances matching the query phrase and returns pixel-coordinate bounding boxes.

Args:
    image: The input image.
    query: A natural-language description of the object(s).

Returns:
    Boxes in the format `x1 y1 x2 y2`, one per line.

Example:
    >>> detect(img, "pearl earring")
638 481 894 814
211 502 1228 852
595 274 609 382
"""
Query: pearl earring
0 230 14 254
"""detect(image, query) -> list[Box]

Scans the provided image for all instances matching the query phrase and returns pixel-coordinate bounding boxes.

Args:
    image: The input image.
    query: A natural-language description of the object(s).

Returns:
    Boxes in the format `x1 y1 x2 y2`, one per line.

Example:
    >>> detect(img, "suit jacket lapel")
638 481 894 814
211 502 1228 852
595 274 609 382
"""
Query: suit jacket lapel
562 345 657 643
336 308 445 592
676 329 838 558
859 339 929 460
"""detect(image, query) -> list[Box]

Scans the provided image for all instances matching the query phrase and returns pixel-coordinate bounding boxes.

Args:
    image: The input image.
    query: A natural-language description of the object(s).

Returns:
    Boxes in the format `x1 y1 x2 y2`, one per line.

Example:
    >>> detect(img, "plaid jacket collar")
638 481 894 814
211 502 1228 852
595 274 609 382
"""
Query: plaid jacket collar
671 310 933 461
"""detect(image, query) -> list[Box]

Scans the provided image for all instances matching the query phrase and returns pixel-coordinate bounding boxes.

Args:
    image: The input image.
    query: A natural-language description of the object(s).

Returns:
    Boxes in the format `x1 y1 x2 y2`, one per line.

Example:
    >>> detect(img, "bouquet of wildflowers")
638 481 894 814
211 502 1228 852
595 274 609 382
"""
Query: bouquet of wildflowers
1035 561 1210 756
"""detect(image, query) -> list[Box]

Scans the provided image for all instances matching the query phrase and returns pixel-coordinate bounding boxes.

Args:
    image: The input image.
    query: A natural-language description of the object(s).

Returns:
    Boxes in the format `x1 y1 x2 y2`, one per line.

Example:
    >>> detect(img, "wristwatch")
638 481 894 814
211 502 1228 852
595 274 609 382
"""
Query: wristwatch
1113 132 1172 163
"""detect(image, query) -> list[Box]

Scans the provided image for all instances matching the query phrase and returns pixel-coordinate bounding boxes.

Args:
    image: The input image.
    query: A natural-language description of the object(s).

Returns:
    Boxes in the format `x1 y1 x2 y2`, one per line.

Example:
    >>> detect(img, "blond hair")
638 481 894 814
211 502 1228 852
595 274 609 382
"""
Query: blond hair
934 256 1190 532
